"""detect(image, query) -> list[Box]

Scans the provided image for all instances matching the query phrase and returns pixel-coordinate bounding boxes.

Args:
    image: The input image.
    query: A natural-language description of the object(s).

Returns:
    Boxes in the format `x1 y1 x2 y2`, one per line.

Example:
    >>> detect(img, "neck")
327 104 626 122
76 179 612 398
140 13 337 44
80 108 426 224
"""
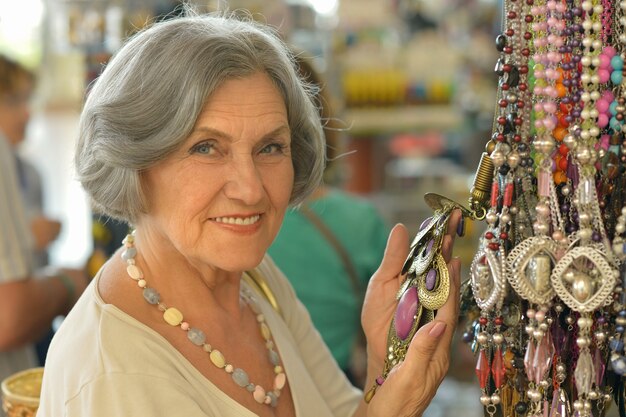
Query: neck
129 228 244 317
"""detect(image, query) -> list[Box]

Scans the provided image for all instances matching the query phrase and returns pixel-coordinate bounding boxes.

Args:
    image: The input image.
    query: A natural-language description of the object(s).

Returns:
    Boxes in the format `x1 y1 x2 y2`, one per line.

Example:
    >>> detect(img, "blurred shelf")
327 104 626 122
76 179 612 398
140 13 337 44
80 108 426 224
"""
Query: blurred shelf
342 105 461 137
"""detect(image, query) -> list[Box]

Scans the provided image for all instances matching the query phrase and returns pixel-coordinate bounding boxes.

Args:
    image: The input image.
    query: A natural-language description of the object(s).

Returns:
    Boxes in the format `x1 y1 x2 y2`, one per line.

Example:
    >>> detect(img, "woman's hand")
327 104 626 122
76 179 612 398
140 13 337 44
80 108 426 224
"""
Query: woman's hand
360 210 462 417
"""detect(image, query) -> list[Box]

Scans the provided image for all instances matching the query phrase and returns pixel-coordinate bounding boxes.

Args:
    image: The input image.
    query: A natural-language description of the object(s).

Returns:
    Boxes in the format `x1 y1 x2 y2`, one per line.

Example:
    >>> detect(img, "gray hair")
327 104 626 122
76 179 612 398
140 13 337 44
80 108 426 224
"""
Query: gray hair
76 12 325 224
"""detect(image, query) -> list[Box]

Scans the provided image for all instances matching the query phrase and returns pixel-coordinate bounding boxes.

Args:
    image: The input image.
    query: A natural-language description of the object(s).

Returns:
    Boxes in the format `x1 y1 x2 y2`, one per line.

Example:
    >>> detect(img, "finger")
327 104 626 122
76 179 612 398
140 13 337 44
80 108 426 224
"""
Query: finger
445 209 462 237
372 223 409 283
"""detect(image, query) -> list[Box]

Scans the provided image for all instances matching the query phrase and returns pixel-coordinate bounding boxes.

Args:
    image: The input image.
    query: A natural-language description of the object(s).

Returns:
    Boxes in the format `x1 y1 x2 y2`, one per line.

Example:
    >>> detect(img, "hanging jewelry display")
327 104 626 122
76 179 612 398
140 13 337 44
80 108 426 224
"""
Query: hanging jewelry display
366 0 626 413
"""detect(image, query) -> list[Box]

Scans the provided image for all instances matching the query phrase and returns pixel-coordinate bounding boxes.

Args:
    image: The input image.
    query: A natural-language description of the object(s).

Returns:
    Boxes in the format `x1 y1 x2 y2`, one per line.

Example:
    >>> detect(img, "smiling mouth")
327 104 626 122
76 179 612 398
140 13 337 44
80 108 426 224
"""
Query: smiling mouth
212 214 261 225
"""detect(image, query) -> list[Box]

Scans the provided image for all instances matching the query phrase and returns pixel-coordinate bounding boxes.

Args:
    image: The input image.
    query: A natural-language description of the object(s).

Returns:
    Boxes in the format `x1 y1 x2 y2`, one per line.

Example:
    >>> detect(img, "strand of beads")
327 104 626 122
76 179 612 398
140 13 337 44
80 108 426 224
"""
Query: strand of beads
121 234 287 408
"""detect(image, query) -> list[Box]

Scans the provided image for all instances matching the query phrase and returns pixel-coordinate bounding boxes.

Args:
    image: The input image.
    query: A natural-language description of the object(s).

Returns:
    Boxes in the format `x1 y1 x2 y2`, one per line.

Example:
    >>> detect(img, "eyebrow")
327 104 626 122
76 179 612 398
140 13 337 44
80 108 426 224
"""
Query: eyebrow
191 125 292 142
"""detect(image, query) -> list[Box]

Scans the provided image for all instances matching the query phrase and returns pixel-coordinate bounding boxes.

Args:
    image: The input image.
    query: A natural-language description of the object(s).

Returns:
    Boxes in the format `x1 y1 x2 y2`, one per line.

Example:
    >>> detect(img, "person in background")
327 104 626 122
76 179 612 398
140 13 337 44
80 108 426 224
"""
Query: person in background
37 10 461 416
0 54 88 404
0 55 65 366
268 54 389 388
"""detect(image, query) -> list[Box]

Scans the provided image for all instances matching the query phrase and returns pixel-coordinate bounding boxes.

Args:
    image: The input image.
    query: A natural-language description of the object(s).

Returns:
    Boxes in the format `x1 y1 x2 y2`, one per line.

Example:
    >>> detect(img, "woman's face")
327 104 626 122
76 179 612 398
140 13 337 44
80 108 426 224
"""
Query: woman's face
141 72 294 272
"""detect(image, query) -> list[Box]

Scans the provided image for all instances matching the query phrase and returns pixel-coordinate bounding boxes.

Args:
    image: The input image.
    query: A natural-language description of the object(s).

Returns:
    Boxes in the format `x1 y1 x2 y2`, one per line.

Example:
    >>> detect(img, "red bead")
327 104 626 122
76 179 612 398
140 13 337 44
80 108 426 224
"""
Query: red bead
507 11 517 19
514 117 523 126
475 350 491 390
524 32 532 40
492 347 506 389
519 65 528 74
485 232 494 239
517 100 525 109
500 232 508 240
496 133 505 142
506 29 514 36
559 102 572 113
504 46 513 55
525 15 533 23
513 134 522 142
503 64 512 73
499 99 508 108
559 143 569 156
521 48 530 56
497 116 506 125
518 83 527 91
479 317 489 325
494 317 504 325
488 242 500 251
501 83 510 90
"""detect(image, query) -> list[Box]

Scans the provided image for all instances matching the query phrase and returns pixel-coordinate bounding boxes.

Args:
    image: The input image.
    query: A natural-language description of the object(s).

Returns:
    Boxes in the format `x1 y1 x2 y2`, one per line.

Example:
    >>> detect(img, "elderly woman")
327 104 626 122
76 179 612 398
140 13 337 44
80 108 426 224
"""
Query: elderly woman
37 11 461 417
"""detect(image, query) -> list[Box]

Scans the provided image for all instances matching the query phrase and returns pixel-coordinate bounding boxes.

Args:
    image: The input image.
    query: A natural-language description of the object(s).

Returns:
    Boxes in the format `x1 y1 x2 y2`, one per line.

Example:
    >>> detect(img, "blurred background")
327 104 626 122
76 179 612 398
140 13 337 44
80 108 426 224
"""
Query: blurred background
2 1 502 415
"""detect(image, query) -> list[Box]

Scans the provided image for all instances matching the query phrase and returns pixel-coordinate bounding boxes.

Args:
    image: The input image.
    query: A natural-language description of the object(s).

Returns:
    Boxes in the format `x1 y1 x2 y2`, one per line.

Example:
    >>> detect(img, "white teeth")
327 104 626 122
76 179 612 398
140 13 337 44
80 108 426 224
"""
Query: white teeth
214 215 260 225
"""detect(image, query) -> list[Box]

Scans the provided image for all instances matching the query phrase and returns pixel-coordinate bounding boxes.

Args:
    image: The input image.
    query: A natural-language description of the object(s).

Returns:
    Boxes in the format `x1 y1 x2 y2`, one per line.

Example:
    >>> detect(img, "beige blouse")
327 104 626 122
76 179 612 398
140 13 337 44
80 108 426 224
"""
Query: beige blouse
36 256 361 416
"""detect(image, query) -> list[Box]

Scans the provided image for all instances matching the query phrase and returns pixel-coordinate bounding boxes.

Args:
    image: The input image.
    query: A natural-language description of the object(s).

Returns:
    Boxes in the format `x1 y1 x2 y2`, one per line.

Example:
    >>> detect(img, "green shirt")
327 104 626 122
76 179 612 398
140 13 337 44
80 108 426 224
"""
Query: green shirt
268 190 389 369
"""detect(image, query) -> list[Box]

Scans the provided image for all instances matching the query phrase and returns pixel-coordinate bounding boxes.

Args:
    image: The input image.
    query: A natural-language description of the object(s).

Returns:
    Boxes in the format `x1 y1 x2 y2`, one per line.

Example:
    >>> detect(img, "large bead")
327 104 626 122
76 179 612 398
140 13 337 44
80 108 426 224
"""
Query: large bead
163 307 183 326
253 386 266 403
394 287 419 341
127 264 143 280
526 253 552 294
274 372 286 390
210 350 226 368
232 368 249 387
142 287 160 304
572 273 593 302
187 328 206 346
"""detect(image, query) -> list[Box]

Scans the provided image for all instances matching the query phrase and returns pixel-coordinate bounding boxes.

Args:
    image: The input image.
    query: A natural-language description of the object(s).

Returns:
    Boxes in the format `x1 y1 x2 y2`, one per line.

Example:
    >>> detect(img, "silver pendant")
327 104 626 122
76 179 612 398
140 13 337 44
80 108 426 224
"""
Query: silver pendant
550 246 618 313
506 236 560 305
470 247 506 311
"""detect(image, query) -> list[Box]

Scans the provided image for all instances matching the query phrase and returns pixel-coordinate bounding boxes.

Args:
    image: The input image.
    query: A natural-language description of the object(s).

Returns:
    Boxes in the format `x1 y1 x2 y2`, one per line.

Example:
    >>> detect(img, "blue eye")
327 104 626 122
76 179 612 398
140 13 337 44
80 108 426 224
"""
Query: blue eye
190 141 214 155
260 143 286 154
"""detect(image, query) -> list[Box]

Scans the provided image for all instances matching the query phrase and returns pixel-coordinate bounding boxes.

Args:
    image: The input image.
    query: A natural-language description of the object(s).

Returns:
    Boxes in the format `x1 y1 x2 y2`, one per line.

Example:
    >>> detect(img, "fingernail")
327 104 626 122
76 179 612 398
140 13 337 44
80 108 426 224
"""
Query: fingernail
429 322 447 338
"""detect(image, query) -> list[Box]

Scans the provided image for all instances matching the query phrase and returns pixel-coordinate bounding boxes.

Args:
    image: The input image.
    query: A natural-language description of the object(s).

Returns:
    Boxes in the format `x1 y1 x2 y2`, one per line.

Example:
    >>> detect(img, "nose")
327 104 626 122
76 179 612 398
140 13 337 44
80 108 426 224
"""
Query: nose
223 156 265 205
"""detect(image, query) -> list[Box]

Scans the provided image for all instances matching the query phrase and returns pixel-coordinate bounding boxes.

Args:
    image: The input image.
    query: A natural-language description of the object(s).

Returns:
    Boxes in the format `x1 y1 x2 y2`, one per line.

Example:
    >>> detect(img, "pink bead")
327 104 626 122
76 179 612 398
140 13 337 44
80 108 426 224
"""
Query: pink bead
600 134 610 150
598 69 610 84
543 117 556 130
253 386 266 403
554 37 564 47
547 1 556 10
534 86 543 96
596 99 609 113
274 372 286 390
604 46 617 58
603 90 615 102
544 101 557 113
538 171 551 197
547 17 557 27
556 3 566 12
531 6 540 14
181 322 190 331
535 119 544 129
535 310 545 322
599 54 611 69
534 102 544 112
597 113 609 128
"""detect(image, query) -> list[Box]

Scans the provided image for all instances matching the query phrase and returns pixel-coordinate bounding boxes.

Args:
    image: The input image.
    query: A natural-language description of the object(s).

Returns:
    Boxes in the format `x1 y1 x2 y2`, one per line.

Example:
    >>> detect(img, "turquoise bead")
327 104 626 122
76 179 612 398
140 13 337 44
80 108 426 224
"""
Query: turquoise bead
610 117 622 131
611 70 623 85
611 101 619 116
612 55 624 70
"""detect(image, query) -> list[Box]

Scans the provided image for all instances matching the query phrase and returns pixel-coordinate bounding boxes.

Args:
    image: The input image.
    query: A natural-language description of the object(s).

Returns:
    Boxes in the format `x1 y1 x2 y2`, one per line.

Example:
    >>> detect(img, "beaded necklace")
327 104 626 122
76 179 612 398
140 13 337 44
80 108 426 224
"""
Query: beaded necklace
121 233 287 408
